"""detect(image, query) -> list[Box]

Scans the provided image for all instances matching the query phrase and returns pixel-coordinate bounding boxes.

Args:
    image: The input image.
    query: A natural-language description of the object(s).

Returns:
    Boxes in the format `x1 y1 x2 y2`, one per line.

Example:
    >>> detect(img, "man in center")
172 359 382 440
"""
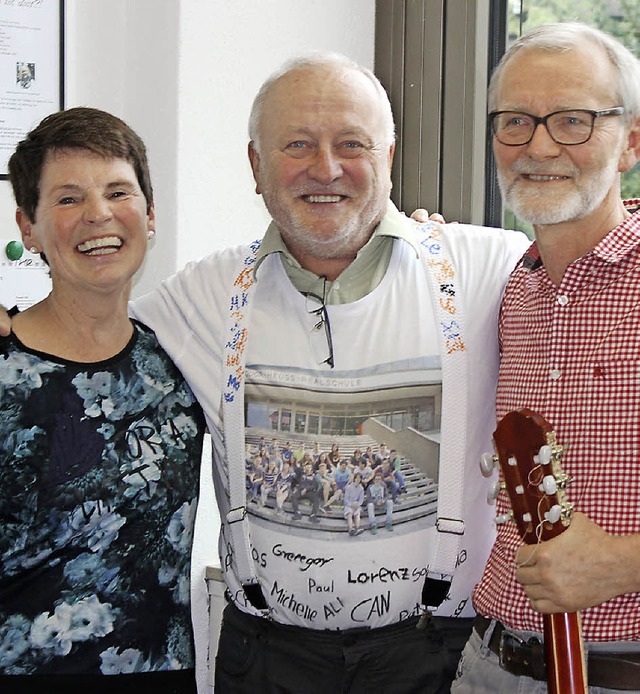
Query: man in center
130 52 529 692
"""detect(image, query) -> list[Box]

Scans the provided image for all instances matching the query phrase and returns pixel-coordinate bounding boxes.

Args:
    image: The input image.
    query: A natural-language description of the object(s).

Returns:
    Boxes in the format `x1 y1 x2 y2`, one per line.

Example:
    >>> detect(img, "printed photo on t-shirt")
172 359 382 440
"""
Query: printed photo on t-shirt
243 376 441 535
223 360 455 629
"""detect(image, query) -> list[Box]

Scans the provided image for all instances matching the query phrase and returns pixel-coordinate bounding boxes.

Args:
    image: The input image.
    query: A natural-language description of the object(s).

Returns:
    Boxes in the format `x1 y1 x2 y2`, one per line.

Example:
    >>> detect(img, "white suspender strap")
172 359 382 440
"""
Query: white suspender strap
221 241 263 593
418 224 467 596
221 227 467 609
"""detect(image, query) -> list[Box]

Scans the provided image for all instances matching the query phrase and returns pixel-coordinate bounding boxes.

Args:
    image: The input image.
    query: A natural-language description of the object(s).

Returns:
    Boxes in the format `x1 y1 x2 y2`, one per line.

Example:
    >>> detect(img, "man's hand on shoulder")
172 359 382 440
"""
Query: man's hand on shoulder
407 208 449 224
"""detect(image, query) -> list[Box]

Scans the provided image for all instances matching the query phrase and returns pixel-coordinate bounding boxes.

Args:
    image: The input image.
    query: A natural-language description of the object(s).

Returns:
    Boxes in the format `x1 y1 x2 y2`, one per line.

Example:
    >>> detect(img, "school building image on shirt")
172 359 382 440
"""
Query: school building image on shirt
243 378 442 533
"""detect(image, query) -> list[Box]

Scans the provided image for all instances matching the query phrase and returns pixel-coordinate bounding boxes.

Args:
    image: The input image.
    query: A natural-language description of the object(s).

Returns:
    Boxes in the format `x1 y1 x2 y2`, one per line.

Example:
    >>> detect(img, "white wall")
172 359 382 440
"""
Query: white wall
0 2 375 692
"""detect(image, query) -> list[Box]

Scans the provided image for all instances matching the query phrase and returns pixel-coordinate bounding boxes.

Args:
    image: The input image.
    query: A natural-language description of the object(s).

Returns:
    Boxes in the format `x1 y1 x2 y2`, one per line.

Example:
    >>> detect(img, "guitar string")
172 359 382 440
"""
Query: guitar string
513 481 546 568
513 447 586 570
513 465 553 568
509 437 586 573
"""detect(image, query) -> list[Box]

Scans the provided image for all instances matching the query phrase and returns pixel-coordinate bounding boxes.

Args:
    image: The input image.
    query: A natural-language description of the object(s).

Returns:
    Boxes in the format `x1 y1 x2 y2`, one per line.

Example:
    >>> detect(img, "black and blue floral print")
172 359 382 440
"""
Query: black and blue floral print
0 321 204 677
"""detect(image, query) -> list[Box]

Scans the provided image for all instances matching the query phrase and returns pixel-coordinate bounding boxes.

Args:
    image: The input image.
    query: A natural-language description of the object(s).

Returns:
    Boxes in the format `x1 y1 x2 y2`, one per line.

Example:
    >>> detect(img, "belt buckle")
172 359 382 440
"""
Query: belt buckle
498 629 520 671
499 630 547 681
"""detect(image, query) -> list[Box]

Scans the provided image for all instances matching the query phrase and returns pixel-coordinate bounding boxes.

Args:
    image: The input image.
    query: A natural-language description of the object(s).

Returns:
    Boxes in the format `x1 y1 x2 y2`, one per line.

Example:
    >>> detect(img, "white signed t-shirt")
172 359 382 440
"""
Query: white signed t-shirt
131 221 529 631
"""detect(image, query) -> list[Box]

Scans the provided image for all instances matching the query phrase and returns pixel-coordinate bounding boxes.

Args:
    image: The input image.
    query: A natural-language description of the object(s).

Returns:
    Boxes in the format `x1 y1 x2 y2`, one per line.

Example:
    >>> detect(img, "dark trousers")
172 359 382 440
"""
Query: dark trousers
290 488 321 515
215 602 473 693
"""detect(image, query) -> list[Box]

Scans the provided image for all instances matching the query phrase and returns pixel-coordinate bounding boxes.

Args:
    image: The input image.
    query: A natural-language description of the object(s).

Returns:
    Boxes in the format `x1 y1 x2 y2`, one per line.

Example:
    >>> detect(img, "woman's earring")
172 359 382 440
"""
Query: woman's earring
147 230 155 240
29 246 39 254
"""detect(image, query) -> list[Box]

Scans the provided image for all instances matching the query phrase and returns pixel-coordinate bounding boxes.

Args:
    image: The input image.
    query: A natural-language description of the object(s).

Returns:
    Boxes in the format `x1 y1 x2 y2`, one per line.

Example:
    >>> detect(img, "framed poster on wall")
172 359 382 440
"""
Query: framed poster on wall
0 0 64 178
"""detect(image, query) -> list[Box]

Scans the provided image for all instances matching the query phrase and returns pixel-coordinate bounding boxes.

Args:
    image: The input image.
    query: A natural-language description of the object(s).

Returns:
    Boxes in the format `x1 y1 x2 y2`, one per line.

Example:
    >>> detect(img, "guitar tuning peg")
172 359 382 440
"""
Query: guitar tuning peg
487 479 503 504
544 504 562 524
494 512 513 526
480 452 498 477
540 474 557 495
534 444 552 465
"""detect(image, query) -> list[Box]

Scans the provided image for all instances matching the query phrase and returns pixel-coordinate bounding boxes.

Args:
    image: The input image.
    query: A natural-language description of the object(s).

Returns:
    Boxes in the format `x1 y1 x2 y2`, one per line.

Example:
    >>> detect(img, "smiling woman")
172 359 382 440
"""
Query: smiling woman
0 108 204 694
14 148 154 359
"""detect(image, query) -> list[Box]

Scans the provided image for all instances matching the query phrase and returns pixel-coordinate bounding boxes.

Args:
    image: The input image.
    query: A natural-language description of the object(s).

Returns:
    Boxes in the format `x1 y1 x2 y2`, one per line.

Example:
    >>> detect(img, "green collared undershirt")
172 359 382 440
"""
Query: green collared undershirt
253 201 420 304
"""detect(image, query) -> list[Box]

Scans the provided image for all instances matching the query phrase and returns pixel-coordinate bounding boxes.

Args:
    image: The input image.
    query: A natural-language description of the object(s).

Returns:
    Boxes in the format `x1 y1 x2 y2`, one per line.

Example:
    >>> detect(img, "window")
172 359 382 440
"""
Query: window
375 0 492 225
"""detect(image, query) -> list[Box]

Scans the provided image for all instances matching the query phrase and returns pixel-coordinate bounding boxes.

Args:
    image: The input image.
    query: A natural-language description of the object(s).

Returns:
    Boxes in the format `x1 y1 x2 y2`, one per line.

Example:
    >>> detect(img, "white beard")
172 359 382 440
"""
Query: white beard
498 153 622 226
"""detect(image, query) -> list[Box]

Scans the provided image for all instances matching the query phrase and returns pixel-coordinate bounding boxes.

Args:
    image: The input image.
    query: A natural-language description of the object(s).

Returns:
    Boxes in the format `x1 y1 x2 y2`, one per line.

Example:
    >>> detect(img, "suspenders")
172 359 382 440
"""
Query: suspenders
417 224 467 607
221 224 467 613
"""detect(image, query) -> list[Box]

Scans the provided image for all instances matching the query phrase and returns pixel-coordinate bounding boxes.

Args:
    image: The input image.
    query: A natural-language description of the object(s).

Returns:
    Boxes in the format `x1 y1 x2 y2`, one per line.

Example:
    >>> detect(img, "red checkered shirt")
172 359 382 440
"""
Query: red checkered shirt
473 202 640 642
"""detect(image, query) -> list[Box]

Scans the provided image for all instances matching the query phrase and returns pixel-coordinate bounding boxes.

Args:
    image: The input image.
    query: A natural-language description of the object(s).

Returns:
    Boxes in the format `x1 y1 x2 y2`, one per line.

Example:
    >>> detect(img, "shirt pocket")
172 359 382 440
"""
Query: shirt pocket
586 359 640 454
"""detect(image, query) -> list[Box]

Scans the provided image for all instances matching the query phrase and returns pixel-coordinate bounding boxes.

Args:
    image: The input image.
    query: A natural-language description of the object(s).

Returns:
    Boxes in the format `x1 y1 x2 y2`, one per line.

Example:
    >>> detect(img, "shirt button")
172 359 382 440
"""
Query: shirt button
557 295 569 306
549 369 561 381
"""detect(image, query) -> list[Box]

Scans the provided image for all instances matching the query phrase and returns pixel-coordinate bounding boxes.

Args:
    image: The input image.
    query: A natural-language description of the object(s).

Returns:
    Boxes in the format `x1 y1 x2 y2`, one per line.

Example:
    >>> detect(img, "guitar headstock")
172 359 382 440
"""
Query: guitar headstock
483 409 572 544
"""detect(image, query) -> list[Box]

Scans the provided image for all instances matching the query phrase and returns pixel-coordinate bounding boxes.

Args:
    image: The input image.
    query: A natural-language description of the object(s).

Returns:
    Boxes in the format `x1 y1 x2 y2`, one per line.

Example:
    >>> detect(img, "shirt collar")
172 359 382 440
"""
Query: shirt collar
593 206 640 264
253 199 421 278
522 199 640 272
375 199 422 256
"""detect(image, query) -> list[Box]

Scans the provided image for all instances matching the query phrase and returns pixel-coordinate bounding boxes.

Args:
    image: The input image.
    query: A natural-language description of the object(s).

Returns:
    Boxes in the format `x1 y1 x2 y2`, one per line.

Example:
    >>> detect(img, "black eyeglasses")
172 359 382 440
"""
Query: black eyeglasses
302 277 335 369
489 107 625 146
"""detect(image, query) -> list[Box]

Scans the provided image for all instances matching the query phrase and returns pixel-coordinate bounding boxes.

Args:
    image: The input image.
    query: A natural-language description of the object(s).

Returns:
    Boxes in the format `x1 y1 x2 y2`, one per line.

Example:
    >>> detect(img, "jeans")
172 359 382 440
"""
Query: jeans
367 499 393 527
451 626 640 694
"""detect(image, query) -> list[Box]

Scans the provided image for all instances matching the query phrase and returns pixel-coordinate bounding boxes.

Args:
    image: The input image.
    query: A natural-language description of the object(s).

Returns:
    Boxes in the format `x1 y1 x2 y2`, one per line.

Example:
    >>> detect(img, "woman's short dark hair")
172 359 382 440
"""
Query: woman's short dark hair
8 106 153 222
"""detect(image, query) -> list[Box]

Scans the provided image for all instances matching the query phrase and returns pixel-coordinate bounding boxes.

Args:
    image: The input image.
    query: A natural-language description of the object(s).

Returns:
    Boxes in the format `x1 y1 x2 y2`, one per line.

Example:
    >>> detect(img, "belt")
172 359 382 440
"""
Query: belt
475 615 640 691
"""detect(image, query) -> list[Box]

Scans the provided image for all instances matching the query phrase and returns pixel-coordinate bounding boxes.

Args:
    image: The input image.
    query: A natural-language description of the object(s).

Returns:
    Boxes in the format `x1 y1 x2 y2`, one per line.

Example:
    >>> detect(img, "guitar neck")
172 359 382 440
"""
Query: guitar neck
490 409 588 693
544 612 587 694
